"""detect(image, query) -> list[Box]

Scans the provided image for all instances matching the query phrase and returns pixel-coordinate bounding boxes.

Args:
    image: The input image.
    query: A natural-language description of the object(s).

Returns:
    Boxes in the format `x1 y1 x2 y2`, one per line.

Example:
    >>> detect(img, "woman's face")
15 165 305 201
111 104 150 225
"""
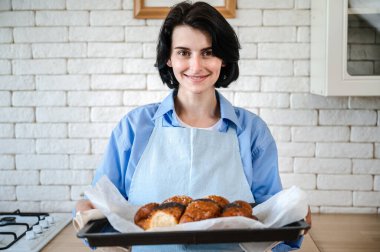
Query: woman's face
167 25 224 95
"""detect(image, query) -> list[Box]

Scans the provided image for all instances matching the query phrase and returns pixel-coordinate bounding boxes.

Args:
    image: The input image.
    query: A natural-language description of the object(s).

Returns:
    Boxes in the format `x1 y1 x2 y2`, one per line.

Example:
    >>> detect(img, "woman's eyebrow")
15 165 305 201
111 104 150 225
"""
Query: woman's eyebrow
173 46 212 51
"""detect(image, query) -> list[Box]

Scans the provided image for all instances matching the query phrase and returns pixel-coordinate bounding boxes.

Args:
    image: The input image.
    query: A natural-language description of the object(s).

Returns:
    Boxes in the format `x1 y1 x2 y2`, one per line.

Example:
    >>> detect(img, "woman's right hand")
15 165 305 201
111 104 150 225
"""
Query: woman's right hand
75 199 95 212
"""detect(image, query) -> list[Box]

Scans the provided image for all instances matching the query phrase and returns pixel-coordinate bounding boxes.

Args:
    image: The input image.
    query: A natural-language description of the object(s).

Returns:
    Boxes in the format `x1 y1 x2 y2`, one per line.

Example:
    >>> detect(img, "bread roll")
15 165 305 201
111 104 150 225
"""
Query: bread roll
179 199 221 224
134 202 159 230
162 195 193 206
204 195 229 208
145 202 186 230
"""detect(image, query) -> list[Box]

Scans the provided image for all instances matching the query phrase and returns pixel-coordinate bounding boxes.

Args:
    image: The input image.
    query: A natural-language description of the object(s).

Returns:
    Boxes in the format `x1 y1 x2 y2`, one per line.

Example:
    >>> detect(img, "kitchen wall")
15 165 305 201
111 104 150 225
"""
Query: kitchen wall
0 0 379 214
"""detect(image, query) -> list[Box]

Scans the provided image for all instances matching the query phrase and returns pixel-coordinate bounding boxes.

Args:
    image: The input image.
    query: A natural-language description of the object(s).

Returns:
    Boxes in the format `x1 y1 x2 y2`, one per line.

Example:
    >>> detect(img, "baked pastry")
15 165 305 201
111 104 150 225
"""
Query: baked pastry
134 202 159 230
162 195 193 206
144 202 186 230
204 195 229 208
221 200 258 220
179 199 221 223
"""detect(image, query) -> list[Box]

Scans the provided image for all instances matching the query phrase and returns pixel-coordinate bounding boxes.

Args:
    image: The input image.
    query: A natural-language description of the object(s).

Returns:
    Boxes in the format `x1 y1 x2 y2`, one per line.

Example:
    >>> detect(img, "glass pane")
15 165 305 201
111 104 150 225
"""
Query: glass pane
347 0 380 76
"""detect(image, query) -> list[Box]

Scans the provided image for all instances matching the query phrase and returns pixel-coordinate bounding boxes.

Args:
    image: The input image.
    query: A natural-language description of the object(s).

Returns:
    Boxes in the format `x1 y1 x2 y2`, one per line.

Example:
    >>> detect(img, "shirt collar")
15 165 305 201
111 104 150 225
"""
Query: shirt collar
153 90 242 131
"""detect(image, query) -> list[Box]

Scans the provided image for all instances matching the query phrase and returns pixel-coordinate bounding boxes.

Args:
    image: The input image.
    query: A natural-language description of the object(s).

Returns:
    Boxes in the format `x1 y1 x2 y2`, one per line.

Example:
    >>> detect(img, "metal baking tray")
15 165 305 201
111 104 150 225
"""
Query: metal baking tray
77 218 310 247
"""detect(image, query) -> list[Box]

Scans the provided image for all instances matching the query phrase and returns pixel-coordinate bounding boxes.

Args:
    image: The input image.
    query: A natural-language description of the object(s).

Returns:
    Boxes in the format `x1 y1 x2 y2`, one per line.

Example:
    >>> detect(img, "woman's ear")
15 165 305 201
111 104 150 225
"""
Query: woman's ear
167 59 172 67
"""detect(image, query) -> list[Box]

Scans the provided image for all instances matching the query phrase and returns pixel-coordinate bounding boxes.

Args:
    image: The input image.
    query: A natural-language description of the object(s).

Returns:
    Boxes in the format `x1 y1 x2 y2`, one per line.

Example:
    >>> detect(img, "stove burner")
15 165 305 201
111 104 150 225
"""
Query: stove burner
0 216 16 224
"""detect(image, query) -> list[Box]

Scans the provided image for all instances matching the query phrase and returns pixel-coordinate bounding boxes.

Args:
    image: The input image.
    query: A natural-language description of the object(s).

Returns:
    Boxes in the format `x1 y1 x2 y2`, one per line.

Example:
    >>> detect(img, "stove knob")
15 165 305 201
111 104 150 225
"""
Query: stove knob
46 216 55 224
39 220 49 229
26 231 36 240
33 225 43 234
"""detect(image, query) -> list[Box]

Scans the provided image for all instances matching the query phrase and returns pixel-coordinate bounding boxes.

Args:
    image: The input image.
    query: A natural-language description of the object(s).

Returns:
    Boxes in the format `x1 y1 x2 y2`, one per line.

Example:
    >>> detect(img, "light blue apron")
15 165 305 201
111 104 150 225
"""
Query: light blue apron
128 116 255 252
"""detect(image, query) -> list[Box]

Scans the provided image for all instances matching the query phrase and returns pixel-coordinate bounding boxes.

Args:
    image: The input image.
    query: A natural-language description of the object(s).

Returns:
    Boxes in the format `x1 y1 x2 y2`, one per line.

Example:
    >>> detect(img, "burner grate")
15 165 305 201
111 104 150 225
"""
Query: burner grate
0 209 49 250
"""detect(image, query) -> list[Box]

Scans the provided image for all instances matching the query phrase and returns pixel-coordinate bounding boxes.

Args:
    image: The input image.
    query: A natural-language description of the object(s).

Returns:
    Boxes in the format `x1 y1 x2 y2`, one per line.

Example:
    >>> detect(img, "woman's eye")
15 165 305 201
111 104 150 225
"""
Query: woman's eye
177 50 190 57
202 50 214 57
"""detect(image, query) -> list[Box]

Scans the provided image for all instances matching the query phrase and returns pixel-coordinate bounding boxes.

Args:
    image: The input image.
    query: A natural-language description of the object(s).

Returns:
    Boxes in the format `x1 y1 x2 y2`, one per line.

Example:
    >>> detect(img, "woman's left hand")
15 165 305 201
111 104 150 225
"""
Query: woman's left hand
304 206 312 235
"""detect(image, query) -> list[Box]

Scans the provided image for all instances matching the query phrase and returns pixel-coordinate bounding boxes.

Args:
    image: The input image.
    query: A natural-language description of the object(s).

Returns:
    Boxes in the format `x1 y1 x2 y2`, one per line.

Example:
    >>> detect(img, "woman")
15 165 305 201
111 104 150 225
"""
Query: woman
76 1 310 251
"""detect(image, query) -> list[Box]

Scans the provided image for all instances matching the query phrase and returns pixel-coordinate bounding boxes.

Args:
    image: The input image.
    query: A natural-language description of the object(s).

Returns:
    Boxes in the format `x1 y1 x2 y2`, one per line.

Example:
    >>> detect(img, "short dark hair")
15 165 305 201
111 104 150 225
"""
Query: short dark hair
155 1 240 89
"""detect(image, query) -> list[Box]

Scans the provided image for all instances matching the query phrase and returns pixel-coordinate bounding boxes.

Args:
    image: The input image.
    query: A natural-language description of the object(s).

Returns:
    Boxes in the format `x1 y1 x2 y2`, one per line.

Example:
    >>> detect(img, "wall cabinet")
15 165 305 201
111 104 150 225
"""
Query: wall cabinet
311 0 380 96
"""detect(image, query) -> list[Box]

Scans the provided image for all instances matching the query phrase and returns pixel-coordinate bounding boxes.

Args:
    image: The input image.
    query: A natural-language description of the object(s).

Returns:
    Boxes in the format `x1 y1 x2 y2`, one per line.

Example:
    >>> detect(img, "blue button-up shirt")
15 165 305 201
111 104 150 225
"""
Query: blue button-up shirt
93 91 282 204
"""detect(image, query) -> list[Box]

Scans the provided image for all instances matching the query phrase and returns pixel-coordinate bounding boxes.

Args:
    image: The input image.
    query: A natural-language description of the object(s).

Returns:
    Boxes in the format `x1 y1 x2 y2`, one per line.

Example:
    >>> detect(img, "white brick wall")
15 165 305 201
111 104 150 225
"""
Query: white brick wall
0 0 379 214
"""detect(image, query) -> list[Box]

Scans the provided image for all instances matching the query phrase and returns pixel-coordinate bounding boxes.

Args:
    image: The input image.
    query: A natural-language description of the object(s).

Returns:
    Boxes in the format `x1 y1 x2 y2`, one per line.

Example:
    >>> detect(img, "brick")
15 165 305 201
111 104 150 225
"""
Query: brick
376 144 380 159
353 159 380 174
123 59 156 74
0 44 31 59
228 9 261 26
14 27 68 42
40 200 75 212
291 126 349 142
0 0 10 10
0 76 34 90
17 186 69 200
316 143 373 158
229 76 260 91
320 207 377 214
239 27 296 43
295 158 351 174
280 173 316 189
0 108 34 122
0 139 34 154
143 43 156 58
349 97 380 109
123 91 167 106
0 186 15 200
41 170 93 185
71 185 92 200
15 123 67 138
36 11 89 26
318 174 372 190
0 60 11 74
258 43 309 59
319 110 377 126
36 139 90 154
91 139 108 154
307 190 352 206
238 0 293 9
32 43 87 58
375 176 380 191
36 107 89 122
67 0 121 10
263 10 310 26
291 93 348 109
351 45 380 60
68 123 114 138
297 27 310 42
0 28 12 42
147 74 168 91
69 27 124 42
239 60 293 76
295 0 311 9
235 92 289 108
278 157 293 172
0 11 34 27
0 201 40 212
70 154 101 170
13 59 66 75
68 91 122 106
88 43 142 58
0 91 11 106
12 0 65 10
294 60 310 76
36 75 90 90
353 191 380 207
68 59 123 74
12 91 66 106
261 77 309 92
90 10 144 26
0 155 14 169
16 154 69 169
277 142 315 157
348 28 376 44
269 126 291 142
125 27 161 42
351 127 380 142
240 43 257 59
91 74 146 90
0 170 39 185
260 109 317 126
91 106 134 122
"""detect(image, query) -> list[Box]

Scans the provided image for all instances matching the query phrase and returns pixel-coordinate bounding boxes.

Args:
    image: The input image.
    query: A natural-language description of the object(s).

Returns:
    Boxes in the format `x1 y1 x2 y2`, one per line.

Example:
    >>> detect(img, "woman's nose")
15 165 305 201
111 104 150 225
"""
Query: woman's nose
190 55 202 71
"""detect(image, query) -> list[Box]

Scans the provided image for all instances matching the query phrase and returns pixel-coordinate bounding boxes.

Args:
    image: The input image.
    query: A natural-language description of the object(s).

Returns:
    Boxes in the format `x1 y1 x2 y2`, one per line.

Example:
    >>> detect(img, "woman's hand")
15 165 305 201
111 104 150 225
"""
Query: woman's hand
75 199 95 213
304 206 312 235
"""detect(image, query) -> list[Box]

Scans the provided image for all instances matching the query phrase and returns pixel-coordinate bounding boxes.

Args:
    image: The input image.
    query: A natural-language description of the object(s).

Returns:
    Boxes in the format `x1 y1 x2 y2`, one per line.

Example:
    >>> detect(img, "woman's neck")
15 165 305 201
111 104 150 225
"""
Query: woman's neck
174 89 220 128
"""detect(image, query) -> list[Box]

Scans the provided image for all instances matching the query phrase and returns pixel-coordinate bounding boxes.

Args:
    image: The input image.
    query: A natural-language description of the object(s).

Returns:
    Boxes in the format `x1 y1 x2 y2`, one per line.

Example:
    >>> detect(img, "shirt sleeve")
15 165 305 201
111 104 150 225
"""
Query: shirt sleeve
250 124 283 204
92 118 133 199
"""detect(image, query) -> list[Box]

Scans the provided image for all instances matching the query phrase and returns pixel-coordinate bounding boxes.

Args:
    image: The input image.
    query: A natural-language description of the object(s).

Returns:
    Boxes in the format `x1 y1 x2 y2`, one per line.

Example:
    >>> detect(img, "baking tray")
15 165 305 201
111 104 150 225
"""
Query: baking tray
77 218 310 247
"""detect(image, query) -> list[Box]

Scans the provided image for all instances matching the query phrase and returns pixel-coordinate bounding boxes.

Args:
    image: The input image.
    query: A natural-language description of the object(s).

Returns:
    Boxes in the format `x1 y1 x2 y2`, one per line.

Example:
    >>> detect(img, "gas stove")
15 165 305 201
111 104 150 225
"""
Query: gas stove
0 210 72 252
